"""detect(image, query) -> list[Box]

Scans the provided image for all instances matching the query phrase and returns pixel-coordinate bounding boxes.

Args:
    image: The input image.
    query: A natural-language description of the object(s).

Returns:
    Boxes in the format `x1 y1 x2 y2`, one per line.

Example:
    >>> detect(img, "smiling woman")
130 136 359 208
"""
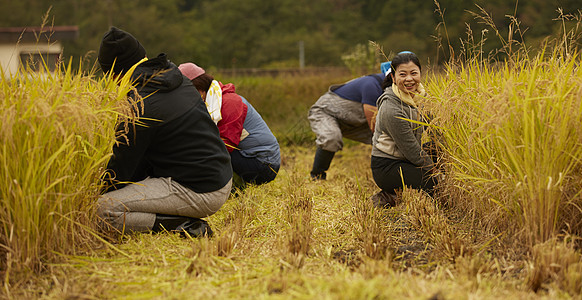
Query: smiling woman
369 52 437 208
393 61 421 93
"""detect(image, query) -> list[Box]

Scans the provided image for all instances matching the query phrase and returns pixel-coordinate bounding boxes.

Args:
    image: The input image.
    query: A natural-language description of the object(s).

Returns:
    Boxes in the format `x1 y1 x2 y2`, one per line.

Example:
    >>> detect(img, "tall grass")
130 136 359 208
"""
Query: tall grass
3 7 582 298
0 58 134 284
425 45 582 245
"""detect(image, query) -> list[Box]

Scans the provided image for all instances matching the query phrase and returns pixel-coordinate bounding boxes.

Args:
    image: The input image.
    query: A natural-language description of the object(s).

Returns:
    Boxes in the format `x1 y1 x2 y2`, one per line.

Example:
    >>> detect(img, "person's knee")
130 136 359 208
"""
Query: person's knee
317 132 343 152
307 104 328 124
205 179 232 215
97 195 126 228
97 195 113 218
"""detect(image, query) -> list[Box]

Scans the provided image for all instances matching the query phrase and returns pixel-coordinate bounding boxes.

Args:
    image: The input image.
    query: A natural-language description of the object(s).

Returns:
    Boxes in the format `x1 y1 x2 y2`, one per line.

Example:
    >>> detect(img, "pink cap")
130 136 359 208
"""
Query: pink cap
178 62 205 80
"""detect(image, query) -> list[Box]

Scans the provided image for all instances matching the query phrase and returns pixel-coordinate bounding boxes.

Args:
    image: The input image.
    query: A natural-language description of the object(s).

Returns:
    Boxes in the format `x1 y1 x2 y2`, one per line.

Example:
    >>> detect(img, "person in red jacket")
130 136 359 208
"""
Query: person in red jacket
179 63 280 186
179 63 247 152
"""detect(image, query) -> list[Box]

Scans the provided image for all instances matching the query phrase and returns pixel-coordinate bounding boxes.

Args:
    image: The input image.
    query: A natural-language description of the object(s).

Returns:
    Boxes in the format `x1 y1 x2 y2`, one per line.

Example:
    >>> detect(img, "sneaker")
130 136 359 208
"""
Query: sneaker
371 191 397 209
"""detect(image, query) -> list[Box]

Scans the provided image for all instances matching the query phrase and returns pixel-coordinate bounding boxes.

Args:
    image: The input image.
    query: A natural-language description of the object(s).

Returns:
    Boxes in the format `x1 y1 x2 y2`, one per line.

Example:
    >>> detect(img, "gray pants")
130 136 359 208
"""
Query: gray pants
308 92 373 152
97 177 232 232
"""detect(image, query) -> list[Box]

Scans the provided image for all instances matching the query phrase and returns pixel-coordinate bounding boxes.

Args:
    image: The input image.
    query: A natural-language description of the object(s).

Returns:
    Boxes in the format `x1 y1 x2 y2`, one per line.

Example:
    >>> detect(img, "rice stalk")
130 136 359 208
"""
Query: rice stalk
425 43 582 245
0 55 137 285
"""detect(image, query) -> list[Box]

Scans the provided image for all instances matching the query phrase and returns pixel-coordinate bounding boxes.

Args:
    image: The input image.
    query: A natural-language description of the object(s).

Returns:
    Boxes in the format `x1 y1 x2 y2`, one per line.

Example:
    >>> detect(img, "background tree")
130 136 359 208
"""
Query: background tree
0 0 579 70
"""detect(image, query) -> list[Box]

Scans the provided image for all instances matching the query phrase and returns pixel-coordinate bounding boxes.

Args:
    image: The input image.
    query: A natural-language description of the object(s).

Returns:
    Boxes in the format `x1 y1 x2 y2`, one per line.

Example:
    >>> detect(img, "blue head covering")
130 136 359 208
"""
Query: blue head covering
398 50 414 55
380 61 391 76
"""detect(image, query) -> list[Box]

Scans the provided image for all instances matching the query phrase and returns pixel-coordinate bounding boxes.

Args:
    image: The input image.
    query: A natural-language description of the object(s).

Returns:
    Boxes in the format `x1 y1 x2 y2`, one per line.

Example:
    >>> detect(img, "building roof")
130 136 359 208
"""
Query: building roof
0 26 79 43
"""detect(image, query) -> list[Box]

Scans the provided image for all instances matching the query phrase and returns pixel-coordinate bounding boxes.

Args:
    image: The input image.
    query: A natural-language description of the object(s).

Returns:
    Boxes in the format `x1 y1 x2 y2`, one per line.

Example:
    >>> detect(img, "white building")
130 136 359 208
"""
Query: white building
0 26 78 76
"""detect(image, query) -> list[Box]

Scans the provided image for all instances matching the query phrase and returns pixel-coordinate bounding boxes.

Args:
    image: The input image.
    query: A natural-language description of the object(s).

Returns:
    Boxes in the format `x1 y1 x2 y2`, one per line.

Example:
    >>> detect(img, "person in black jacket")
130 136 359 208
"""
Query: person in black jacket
96 27 232 237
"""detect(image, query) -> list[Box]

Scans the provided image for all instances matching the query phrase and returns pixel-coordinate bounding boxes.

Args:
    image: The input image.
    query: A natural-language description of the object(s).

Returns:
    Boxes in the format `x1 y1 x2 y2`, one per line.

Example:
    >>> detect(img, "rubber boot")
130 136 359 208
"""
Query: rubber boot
370 191 398 209
152 214 213 238
310 148 335 180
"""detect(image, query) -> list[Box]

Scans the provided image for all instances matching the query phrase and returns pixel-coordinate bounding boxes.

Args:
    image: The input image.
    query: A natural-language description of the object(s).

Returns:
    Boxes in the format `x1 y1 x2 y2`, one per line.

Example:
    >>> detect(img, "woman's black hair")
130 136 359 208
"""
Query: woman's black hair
381 52 422 90
191 73 214 93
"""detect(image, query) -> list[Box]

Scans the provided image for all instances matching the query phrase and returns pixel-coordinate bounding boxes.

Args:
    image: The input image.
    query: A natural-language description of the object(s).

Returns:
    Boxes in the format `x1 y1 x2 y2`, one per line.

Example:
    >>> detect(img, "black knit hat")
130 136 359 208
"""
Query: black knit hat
98 26 146 74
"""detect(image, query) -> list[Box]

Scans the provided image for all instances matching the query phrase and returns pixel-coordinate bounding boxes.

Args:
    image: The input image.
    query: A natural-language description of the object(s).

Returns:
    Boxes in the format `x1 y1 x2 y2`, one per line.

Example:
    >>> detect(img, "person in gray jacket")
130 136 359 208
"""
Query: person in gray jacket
370 52 437 208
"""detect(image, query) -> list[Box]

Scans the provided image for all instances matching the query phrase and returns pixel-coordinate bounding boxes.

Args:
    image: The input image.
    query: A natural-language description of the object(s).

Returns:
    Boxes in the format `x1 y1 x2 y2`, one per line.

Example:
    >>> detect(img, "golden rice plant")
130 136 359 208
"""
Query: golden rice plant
425 45 582 245
0 57 136 281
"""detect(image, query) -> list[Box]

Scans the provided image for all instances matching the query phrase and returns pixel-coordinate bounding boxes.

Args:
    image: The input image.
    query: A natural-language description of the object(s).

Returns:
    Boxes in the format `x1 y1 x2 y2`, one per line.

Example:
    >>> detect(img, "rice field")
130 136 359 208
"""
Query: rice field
1 31 582 299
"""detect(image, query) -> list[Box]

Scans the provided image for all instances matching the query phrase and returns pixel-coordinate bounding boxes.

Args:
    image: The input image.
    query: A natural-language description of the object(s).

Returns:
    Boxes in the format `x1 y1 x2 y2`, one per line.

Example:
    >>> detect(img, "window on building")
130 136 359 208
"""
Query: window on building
19 52 61 72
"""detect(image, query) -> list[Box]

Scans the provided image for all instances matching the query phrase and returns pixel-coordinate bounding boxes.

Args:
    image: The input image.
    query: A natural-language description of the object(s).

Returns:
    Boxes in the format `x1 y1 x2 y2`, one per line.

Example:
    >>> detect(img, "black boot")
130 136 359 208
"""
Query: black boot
152 214 213 238
370 191 398 209
310 148 335 180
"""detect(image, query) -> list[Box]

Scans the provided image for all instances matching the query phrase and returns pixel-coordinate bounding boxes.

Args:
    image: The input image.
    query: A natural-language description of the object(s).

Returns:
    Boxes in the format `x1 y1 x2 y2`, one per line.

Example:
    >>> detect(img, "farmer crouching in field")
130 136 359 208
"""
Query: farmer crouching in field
97 27 232 237
178 63 280 187
307 62 391 180
370 51 438 208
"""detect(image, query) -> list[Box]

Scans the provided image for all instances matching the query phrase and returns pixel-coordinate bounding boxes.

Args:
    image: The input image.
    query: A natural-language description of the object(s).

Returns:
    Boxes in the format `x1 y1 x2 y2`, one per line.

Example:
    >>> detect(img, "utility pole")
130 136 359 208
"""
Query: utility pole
299 40 304 70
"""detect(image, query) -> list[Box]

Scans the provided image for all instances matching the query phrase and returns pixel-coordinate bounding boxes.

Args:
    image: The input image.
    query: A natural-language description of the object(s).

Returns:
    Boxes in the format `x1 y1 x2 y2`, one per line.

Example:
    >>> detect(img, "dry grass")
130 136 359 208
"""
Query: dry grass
3 66 581 299
1 144 576 299
526 236 582 295
3 11 582 297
